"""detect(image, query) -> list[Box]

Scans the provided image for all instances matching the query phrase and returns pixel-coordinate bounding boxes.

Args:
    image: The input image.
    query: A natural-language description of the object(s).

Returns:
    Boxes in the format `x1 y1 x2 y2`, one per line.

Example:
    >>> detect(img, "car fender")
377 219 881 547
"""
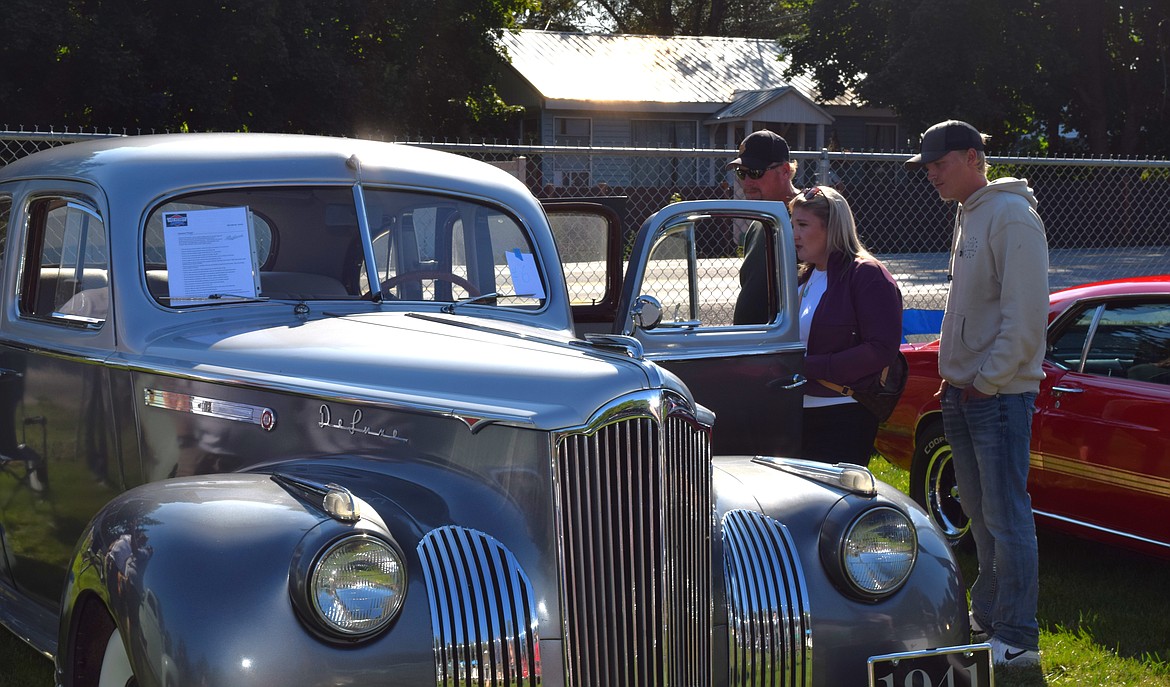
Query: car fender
57 460 548 687
710 456 968 685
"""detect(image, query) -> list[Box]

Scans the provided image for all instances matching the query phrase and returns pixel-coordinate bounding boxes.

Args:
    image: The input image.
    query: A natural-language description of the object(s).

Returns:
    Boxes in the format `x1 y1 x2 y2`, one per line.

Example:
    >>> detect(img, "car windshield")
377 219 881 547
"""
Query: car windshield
143 186 546 309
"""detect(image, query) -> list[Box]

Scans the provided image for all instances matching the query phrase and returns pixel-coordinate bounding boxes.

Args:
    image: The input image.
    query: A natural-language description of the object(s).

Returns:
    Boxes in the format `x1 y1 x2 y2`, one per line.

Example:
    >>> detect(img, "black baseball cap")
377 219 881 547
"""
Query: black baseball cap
905 120 985 169
725 130 791 170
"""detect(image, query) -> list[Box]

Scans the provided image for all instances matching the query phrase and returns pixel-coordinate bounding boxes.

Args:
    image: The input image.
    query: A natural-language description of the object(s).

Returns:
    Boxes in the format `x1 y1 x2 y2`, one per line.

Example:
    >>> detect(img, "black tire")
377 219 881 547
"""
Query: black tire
909 419 972 549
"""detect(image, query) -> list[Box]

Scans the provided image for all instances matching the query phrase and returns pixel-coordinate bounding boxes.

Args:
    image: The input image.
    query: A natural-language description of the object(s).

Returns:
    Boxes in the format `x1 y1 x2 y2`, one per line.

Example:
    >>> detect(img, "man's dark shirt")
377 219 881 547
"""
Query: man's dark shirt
733 221 771 324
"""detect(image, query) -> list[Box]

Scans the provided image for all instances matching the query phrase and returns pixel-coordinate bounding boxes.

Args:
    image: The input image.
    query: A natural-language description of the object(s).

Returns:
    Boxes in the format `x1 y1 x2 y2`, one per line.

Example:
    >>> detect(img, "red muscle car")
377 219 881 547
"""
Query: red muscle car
875 275 1170 559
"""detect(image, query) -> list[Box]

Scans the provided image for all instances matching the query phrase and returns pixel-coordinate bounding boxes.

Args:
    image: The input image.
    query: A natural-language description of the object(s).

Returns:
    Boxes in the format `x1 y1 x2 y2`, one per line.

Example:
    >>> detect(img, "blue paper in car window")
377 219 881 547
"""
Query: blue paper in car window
506 249 545 299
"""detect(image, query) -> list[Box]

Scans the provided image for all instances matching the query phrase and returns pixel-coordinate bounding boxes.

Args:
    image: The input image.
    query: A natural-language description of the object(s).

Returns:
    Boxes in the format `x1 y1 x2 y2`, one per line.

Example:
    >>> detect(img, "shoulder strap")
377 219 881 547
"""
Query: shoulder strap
816 379 855 396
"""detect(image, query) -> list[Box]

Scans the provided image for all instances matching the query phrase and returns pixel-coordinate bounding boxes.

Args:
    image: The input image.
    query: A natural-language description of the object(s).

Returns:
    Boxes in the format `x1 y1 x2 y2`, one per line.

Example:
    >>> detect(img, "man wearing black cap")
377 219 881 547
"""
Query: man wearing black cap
906 120 1049 669
726 130 800 324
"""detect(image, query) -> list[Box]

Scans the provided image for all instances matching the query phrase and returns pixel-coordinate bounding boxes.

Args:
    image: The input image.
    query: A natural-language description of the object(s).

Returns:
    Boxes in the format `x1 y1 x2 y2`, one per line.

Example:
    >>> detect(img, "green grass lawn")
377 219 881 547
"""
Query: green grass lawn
871 455 1170 687
0 632 53 687
3 456 1168 686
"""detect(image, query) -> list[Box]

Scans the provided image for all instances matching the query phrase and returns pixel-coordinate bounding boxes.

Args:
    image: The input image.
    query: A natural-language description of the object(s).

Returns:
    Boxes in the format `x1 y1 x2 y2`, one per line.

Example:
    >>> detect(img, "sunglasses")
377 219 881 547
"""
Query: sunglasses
800 186 824 200
734 164 781 181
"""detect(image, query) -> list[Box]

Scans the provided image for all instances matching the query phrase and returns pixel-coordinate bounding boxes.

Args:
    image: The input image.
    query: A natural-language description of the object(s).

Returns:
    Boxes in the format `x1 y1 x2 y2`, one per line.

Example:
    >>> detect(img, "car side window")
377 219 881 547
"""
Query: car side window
18 197 109 327
1050 301 1170 383
640 215 777 328
548 210 610 306
0 196 11 279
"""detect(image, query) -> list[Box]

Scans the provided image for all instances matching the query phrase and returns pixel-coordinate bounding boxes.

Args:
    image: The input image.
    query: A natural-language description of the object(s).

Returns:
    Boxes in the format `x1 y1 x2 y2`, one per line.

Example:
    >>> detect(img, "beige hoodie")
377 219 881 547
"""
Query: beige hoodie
939 177 1050 395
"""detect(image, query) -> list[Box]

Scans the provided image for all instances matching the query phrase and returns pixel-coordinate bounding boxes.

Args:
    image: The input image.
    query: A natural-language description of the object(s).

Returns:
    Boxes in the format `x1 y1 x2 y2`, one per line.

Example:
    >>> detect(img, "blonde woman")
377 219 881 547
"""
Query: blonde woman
790 186 902 466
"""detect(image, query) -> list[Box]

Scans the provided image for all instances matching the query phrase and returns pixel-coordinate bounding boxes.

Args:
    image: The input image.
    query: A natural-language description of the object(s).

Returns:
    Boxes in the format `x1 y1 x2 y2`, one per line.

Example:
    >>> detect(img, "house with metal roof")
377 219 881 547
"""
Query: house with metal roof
496 29 903 160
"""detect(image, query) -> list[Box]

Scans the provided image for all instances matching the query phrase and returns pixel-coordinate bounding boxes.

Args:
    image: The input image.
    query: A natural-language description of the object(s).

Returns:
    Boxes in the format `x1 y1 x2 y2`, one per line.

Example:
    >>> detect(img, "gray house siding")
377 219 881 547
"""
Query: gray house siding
537 110 718 188
500 31 903 188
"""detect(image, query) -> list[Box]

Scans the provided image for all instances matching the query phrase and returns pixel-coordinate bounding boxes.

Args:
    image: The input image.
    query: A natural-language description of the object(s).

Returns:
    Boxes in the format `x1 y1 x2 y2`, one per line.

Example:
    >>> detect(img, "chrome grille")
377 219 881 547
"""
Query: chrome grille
418 526 541 686
554 393 713 687
722 509 811 687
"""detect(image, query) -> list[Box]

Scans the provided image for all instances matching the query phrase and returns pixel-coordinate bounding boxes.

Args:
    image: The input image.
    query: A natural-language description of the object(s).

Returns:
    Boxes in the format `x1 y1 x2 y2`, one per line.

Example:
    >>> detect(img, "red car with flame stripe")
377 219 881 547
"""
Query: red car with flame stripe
875 275 1170 559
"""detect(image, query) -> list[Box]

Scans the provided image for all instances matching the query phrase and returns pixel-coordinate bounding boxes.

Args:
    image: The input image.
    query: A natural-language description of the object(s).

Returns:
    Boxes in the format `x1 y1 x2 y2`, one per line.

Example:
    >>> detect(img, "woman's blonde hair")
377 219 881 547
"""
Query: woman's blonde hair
788 186 871 275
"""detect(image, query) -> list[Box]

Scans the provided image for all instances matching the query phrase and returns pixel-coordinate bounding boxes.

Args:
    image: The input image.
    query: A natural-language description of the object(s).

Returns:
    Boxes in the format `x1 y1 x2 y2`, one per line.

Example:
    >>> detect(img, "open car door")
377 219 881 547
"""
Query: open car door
549 198 805 457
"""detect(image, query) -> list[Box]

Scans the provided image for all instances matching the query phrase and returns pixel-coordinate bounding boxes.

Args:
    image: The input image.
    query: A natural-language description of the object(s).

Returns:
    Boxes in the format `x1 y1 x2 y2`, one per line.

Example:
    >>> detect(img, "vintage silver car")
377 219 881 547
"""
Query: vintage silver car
0 134 986 687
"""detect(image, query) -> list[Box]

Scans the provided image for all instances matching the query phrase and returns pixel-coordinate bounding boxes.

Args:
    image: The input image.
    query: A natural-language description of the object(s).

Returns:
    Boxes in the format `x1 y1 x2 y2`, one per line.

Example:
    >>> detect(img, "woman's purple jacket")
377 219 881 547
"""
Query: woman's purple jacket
801 251 904 398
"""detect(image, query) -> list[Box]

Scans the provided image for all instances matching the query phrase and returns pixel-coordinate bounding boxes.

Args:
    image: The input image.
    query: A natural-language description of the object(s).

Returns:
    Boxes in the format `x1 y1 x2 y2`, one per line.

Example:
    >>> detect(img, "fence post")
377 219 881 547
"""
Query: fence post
816 148 832 186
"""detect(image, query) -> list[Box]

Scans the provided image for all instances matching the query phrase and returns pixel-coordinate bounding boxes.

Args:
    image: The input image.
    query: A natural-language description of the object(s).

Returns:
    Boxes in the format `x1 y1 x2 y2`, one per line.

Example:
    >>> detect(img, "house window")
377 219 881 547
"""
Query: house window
632 120 699 186
866 123 898 151
555 117 591 146
553 117 591 187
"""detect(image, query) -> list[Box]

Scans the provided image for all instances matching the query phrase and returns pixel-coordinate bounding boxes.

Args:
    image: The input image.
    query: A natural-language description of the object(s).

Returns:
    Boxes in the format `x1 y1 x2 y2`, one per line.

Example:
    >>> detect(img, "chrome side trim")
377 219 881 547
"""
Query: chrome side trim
131 362 539 429
722 509 812 687
553 390 713 687
1032 509 1170 552
417 526 541 686
143 388 276 430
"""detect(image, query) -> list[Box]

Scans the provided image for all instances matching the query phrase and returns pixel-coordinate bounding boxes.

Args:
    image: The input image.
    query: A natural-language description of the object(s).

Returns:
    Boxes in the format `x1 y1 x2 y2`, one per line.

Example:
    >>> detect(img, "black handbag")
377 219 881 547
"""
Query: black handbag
817 351 909 422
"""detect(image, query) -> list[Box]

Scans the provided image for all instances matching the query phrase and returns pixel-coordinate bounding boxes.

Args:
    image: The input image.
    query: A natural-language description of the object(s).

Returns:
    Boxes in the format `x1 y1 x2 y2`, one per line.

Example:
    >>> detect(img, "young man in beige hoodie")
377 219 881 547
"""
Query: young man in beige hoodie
906 120 1049 668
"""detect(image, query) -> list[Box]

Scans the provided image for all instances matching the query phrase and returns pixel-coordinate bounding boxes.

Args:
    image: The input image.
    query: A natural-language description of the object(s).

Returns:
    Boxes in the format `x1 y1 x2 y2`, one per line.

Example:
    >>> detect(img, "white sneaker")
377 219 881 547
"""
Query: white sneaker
989 637 1040 667
969 613 989 641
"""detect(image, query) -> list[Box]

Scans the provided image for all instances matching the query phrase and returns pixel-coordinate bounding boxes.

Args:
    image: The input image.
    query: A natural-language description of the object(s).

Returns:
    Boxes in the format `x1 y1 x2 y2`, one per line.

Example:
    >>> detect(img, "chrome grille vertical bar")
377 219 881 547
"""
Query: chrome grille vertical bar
663 414 712 686
722 510 811 687
419 526 542 686
554 392 713 687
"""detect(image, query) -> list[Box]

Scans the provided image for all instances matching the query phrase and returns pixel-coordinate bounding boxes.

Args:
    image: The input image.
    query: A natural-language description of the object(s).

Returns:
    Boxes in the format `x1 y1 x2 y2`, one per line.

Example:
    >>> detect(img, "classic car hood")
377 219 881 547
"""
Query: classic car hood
133 309 675 430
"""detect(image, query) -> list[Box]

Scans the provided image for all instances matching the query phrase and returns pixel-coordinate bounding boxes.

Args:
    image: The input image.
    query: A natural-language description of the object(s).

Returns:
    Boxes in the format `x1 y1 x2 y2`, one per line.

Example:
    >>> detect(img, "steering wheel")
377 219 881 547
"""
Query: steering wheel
380 270 481 298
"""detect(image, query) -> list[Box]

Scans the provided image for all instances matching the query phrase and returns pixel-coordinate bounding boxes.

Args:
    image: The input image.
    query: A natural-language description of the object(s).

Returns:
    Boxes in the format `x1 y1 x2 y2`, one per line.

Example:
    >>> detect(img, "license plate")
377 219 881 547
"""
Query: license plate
868 643 992 687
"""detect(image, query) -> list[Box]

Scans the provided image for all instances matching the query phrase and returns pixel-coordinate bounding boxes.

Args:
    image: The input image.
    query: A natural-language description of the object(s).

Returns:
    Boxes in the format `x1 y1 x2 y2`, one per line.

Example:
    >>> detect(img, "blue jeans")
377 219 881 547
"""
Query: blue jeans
940 385 1039 651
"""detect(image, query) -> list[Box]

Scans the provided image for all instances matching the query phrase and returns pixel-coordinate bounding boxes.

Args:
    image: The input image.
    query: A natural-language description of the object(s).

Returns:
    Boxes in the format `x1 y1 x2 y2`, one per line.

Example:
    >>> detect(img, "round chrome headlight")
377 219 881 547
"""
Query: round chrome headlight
840 506 917 597
310 534 405 637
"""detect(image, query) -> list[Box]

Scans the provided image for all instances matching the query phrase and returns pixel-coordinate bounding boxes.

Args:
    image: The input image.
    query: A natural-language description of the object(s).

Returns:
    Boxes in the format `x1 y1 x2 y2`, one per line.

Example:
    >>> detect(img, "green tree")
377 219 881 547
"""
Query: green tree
521 0 803 39
0 0 534 137
782 0 1170 155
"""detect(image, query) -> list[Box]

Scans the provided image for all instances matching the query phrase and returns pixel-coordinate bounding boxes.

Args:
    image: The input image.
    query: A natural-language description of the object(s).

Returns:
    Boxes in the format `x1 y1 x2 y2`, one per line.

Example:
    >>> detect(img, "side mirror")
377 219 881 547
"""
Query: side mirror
631 295 663 331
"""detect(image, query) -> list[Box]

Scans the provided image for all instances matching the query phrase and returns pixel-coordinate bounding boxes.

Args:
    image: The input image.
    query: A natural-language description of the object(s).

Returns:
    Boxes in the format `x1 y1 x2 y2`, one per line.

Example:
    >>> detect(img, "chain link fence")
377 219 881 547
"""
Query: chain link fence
3 130 1168 335
418 142 1170 318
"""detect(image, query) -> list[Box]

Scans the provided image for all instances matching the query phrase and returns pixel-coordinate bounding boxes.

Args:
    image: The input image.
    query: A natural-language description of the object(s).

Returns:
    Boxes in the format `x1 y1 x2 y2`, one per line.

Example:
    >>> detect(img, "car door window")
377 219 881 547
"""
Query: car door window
1050 300 1170 383
18 197 108 327
548 210 611 306
0 196 10 279
640 214 777 329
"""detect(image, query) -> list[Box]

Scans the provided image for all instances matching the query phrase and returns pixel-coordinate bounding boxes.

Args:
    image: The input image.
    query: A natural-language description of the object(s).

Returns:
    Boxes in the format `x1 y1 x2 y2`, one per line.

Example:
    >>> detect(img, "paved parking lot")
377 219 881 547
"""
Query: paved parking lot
883 247 1170 311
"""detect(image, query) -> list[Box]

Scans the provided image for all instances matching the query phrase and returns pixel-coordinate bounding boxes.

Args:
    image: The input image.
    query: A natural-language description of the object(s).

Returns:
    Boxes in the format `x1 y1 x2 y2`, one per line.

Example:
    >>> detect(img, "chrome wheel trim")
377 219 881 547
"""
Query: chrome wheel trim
98 627 133 687
923 439 970 544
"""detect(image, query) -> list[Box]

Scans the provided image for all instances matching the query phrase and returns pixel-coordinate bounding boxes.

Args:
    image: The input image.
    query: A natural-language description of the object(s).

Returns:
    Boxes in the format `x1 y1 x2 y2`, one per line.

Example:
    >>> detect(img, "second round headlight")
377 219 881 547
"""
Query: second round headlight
840 506 917 597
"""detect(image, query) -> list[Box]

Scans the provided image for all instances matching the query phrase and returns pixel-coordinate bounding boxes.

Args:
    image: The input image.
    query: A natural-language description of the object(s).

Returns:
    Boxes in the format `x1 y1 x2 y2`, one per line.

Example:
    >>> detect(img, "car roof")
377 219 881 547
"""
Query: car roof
1050 275 1170 314
0 132 536 213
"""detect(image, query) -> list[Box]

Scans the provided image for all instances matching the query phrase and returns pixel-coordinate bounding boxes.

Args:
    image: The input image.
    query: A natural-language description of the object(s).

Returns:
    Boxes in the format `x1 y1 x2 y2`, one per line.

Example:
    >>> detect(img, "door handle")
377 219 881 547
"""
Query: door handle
769 374 807 390
1051 385 1083 394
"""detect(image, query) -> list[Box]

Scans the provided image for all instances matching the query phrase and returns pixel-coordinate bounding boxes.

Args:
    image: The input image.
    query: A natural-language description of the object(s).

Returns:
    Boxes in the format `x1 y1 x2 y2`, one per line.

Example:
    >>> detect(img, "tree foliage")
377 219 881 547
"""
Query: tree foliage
520 0 803 38
783 0 1170 155
0 0 535 138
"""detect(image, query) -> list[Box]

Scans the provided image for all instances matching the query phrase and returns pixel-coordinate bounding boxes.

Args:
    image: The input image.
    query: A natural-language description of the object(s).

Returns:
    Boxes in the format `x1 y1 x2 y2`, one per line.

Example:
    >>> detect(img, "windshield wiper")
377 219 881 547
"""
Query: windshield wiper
162 293 271 304
441 292 501 314
439 292 539 314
